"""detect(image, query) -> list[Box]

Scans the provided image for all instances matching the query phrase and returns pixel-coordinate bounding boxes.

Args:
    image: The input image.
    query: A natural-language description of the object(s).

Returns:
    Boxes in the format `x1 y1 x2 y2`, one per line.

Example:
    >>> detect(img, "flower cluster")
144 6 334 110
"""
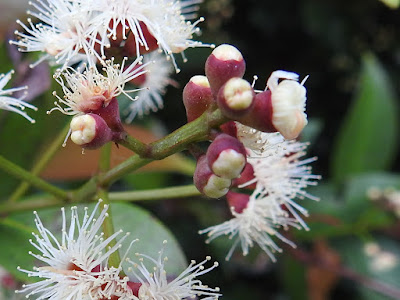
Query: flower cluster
0 70 37 123
200 125 320 260
17 201 221 300
11 0 210 71
182 44 319 260
47 57 148 148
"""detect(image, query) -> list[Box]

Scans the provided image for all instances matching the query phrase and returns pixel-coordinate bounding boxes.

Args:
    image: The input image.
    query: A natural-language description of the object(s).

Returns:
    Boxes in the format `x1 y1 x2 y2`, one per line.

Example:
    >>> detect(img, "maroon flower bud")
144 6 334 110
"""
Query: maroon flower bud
238 71 308 140
182 75 213 122
205 44 246 97
206 133 247 179
91 97 124 133
232 163 256 189
237 90 276 133
220 121 238 137
217 77 254 119
70 113 113 149
194 155 231 198
226 191 250 214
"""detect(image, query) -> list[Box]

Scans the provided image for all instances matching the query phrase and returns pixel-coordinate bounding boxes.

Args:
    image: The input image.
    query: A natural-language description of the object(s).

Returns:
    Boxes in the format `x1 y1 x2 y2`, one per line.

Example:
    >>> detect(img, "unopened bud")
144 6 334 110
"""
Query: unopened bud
70 114 113 149
217 77 254 119
237 71 308 140
232 163 256 189
226 191 250 214
91 97 124 133
183 75 213 122
237 90 275 132
206 133 246 179
220 121 238 137
205 44 246 97
194 155 231 198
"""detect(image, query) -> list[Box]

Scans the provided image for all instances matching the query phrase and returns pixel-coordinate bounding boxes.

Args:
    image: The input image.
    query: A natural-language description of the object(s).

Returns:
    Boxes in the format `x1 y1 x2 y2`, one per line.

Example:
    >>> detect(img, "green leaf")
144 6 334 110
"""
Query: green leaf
379 0 400 9
333 236 400 300
6 202 187 282
111 202 187 275
331 54 399 182
296 175 396 241
0 219 36 281
343 172 400 212
280 256 307 300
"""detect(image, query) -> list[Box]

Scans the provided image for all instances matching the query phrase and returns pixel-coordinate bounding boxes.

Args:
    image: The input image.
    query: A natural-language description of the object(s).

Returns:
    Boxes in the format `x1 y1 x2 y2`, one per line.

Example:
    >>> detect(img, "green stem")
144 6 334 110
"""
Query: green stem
97 143 121 268
116 134 149 156
0 195 63 215
8 122 70 202
99 142 112 173
0 155 69 201
74 108 227 202
109 185 201 202
0 185 202 214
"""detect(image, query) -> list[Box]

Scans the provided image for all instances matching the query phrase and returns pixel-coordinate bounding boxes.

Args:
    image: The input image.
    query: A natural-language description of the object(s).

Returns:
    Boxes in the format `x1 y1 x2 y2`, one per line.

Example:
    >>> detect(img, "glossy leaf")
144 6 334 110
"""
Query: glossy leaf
331 54 399 182
333 236 400 300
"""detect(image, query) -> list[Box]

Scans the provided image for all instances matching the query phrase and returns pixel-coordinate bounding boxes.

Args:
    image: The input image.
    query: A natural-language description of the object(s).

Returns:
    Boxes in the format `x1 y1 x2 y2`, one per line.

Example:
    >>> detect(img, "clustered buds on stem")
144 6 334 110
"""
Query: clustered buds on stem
185 44 310 200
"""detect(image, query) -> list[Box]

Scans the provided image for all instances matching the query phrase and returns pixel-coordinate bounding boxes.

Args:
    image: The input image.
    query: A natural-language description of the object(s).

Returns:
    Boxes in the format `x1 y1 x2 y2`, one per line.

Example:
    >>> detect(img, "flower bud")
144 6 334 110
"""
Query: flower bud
226 191 250 214
206 133 246 179
91 97 124 133
237 90 275 132
70 114 113 149
205 44 246 97
220 121 238 137
182 75 213 122
194 155 231 198
217 77 254 119
232 163 256 189
237 71 308 140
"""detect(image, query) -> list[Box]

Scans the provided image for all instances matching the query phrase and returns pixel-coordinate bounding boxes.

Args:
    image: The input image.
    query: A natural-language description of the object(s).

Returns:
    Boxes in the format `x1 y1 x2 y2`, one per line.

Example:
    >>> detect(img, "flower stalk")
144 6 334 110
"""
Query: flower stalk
0 155 69 201
97 142 122 269
8 122 71 202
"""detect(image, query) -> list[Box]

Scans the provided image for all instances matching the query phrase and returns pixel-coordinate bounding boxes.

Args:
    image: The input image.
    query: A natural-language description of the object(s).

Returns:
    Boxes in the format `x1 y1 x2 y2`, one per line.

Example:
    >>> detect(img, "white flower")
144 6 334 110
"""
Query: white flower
125 52 174 122
200 124 320 260
49 57 146 116
244 142 320 229
235 123 320 229
200 188 299 261
266 70 308 140
0 70 37 123
90 0 212 72
11 0 103 69
127 240 221 300
16 200 134 299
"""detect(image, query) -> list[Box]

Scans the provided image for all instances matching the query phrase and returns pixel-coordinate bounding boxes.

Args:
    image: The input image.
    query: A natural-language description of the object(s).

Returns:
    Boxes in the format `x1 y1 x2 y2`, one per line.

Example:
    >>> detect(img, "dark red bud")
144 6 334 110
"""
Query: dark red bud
226 191 250 214
91 97 124 133
232 163 256 189
206 133 247 179
183 75 213 122
205 44 246 98
237 90 276 132
217 77 254 119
